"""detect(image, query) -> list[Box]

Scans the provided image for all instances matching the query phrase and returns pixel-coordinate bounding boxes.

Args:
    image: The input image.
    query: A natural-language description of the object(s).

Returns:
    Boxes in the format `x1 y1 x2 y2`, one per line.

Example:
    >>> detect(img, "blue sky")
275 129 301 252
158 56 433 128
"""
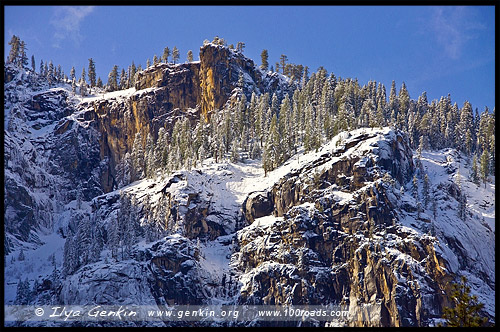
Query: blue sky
4 5 495 111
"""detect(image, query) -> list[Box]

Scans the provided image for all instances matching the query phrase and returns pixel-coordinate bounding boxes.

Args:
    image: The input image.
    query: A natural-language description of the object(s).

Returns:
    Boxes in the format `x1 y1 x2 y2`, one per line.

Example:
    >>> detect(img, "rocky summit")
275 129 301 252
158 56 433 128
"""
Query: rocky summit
4 41 495 327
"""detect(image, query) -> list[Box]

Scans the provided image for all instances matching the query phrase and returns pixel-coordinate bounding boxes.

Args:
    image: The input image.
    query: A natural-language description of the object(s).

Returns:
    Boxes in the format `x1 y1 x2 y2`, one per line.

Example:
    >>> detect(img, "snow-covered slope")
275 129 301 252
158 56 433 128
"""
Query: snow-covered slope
4 58 494 327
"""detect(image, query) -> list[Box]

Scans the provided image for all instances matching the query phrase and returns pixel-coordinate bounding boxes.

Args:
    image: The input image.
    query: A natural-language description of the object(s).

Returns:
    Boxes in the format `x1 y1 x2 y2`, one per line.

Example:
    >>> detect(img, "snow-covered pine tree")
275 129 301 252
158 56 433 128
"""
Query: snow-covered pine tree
480 149 489 188
412 174 419 201
15 278 30 305
398 82 410 125
70 66 75 81
470 154 480 185
119 68 128 90
303 104 314 153
107 65 119 92
456 101 474 154
47 61 55 86
79 77 87 97
278 94 292 159
7 35 20 65
88 58 96 94
388 80 398 126
231 140 239 163
144 132 156 178
31 54 35 72
262 141 272 177
423 173 430 208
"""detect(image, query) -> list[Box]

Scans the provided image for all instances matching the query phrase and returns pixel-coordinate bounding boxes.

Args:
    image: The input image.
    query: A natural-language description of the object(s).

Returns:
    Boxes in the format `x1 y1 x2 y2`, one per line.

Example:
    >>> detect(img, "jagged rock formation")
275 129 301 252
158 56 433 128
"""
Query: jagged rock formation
235 129 453 326
4 42 290 253
4 43 495 328
81 43 290 191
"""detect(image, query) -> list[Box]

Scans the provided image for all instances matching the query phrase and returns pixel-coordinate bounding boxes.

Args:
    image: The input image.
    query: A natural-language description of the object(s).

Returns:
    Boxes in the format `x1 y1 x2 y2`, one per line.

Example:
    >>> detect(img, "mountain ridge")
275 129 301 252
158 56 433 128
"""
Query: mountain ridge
3 41 495 327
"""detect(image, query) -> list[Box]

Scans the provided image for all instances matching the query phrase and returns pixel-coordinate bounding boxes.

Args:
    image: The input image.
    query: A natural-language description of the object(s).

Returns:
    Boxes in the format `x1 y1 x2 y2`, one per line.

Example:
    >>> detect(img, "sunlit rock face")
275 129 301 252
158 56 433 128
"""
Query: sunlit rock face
4 43 494 327
235 129 453 327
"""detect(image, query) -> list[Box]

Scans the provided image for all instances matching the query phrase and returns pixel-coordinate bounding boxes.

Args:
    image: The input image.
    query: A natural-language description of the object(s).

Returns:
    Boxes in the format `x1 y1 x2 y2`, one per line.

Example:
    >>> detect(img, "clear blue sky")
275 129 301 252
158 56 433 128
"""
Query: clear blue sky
4 5 495 111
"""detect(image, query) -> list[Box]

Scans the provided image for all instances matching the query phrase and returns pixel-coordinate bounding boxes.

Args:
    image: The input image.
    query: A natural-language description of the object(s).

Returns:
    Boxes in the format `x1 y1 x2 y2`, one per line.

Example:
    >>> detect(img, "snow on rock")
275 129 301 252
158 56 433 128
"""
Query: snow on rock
4 59 494 327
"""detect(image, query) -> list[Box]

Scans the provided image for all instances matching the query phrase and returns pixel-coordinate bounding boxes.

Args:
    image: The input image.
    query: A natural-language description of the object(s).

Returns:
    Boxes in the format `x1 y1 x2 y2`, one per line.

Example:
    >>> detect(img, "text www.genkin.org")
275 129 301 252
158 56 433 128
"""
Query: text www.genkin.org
147 305 350 321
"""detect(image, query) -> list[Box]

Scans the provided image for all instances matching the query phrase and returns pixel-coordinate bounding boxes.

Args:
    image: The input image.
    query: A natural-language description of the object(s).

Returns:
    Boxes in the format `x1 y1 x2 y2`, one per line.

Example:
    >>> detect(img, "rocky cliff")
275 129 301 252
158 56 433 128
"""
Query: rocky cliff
4 43 495 327
236 129 453 326
81 43 290 191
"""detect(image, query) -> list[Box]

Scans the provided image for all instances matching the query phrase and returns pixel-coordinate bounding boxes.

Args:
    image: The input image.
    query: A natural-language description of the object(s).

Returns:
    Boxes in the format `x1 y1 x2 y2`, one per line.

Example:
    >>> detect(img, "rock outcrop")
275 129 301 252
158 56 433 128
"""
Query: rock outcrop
235 129 454 327
80 43 291 192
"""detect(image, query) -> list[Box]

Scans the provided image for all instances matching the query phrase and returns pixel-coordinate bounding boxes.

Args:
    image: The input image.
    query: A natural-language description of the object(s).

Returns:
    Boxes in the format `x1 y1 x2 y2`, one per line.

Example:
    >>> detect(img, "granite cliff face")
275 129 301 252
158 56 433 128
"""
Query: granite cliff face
80 43 289 191
236 130 452 327
4 43 495 327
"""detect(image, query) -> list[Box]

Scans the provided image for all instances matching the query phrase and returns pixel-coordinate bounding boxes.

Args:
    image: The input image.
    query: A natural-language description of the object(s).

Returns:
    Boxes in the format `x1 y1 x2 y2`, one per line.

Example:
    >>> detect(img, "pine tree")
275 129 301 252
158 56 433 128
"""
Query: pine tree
88 58 96 94
388 80 398 125
260 49 269 71
162 47 170 63
236 41 246 53
398 82 410 117
107 65 119 92
19 40 28 69
145 132 155 177
47 61 55 86
187 50 194 62
432 195 438 220
56 64 62 82
480 149 489 188
455 169 467 221
7 35 20 65
43 62 48 81
362 99 375 128
153 54 159 65
31 54 36 72
470 154 480 185
441 276 489 327
263 114 281 170
303 104 314 152
423 173 430 208
279 54 288 75
262 141 272 177
457 101 474 154
172 46 180 64
70 66 76 81
80 66 86 86
79 76 87 97
15 278 30 305
129 61 137 87
412 174 419 201
119 68 127 90
230 140 239 163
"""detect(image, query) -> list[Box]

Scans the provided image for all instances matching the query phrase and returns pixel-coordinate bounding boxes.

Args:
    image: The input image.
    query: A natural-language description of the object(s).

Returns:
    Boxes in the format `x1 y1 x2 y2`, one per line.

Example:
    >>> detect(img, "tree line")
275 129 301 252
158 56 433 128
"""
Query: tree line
6 35 495 186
